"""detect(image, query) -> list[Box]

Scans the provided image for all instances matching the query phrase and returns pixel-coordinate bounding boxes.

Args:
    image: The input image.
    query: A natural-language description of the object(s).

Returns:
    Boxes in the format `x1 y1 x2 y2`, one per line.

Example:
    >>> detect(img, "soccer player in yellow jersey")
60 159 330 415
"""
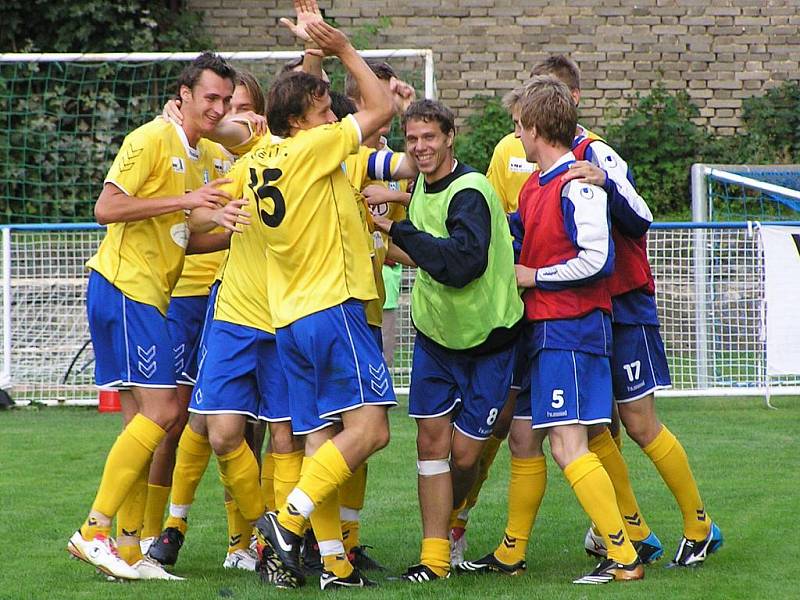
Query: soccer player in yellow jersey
196 14 396 588
67 52 237 581
449 55 606 566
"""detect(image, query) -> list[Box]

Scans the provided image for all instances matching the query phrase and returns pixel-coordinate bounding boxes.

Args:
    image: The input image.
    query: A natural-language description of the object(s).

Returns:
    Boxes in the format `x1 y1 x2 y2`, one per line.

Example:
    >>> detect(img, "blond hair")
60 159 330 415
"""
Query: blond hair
530 55 581 92
503 75 576 148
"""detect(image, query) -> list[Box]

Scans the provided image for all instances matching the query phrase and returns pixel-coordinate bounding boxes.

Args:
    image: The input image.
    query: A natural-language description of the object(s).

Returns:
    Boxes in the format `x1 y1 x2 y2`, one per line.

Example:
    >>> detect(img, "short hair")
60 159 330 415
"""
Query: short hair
267 71 330 137
503 75 576 148
176 52 236 96
330 90 357 121
278 55 305 77
235 70 266 116
345 61 397 101
402 99 455 136
530 55 581 92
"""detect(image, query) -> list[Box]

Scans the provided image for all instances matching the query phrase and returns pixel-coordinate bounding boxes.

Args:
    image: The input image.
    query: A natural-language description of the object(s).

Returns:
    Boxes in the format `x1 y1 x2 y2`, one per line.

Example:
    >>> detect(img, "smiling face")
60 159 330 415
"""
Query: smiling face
291 91 337 134
180 69 234 137
404 117 454 182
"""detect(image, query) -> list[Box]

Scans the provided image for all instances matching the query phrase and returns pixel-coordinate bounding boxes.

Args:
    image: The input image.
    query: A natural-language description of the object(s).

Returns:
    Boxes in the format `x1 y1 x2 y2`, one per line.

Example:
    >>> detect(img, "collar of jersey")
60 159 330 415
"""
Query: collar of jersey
171 120 200 161
538 151 576 186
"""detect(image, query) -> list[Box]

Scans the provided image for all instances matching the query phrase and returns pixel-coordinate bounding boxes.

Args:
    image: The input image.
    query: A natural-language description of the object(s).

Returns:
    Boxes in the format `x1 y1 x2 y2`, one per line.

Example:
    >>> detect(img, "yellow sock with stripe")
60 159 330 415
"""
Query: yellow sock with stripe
564 453 638 565
217 440 262 523
278 441 352 536
273 450 304 509
589 428 651 541
81 414 165 540
311 488 351 578
261 452 276 512
612 430 623 450
320 540 355 579
494 455 547 565
643 425 710 540
451 435 504 530
420 538 450 578
164 426 212 534
116 465 148 565
340 463 367 552
225 500 252 553
141 484 171 540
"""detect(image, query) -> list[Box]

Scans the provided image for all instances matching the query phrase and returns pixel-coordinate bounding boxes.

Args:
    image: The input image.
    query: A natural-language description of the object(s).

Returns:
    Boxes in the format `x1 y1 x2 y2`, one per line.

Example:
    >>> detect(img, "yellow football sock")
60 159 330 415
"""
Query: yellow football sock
164 426 212 534
322 553 354 578
612 430 623 450
564 452 638 565
116 466 148 565
217 440 262 523
310 489 344 554
340 463 367 552
225 500 252 553
141 484 171 540
261 452 276 512
278 441 352 536
494 455 546 565
420 538 450 578
589 428 651 541
85 414 165 531
273 450 304 509
79 517 111 541
643 425 710 540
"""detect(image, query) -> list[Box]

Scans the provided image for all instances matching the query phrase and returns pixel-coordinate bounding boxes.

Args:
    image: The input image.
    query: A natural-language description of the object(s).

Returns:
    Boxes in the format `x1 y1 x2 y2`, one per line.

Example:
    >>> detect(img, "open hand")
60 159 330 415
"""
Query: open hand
562 161 606 187
279 0 324 43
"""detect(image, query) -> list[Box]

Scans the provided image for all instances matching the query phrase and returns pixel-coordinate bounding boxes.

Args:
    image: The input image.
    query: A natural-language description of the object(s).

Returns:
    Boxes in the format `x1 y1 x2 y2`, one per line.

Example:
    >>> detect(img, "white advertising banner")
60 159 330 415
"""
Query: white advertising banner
761 225 800 376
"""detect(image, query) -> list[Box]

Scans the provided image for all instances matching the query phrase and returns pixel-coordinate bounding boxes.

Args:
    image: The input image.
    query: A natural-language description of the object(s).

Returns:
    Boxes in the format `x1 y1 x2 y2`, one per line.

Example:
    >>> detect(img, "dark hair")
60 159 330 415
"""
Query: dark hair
330 90 357 121
345 61 397 100
235 70 266 116
530 55 581 92
278 55 306 77
175 51 236 96
402 99 455 136
267 71 330 137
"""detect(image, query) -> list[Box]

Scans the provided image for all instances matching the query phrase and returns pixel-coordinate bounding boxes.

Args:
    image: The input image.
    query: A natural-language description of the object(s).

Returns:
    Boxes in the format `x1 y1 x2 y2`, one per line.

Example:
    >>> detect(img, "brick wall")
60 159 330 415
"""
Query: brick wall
188 0 800 135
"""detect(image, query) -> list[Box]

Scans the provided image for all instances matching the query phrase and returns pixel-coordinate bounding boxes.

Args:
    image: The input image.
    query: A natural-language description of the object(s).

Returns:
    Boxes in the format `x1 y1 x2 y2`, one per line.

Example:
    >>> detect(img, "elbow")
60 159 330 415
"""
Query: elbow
94 204 112 226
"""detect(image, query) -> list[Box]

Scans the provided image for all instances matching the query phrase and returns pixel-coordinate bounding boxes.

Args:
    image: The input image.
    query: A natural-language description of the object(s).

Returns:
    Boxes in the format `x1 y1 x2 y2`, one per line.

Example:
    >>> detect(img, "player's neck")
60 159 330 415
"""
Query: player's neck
423 154 456 184
535 144 570 173
179 112 201 148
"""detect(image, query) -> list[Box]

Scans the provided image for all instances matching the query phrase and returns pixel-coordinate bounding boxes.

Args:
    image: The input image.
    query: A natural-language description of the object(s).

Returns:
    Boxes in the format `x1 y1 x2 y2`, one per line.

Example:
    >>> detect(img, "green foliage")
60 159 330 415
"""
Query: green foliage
739 80 800 163
0 1 212 222
1 1 213 53
454 96 514 173
605 84 709 217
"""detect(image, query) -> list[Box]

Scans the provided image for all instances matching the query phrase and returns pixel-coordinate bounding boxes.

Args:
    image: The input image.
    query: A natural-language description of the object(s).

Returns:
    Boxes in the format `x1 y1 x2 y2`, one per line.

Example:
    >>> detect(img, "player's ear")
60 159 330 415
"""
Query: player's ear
446 130 454 148
179 85 192 104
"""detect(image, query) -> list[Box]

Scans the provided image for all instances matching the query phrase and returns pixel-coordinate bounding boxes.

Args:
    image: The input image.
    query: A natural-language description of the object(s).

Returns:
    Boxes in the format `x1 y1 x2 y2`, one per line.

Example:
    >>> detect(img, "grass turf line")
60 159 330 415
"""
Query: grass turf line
0 396 797 599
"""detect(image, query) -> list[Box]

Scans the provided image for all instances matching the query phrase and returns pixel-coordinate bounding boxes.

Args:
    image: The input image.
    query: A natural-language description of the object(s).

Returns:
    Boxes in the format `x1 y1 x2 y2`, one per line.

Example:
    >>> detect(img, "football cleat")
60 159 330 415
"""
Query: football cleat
668 522 723 568
319 567 377 590
258 546 300 589
634 531 664 564
223 548 259 571
584 527 607 559
573 557 644 584
455 552 526 576
256 512 305 586
349 545 386 571
449 527 467 566
67 530 141 580
132 556 185 580
147 527 184 566
301 529 323 574
400 563 450 583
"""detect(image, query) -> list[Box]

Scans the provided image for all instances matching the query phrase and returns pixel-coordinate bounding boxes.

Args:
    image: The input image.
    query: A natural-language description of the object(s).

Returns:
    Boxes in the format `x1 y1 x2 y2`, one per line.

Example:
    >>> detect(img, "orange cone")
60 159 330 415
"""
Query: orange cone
98 389 121 413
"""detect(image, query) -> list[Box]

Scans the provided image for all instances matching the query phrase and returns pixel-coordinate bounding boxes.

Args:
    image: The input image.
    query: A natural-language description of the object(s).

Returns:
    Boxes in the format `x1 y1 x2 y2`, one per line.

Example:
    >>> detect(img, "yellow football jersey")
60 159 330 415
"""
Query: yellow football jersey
86 119 231 314
219 115 376 328
486 125 602 212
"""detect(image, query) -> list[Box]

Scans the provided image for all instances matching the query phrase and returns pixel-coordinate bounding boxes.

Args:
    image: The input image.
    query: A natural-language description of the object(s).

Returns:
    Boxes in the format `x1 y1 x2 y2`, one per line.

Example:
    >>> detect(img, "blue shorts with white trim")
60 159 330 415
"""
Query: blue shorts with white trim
515 348 612 429
87 270 176 389
166 294 208 386
189 319 290 421
611 324 672 402
408 334 516 440
276 299 397 435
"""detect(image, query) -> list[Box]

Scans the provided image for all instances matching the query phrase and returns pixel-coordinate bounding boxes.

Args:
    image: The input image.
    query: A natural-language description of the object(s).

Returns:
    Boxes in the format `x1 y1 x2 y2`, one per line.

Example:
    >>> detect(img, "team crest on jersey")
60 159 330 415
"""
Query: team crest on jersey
372 230 385 249
580 186 594 200
171 157 186 174
604 154 618 169
170 222 190 248
509 156 534 173
203 169 210 184
388 181 400 191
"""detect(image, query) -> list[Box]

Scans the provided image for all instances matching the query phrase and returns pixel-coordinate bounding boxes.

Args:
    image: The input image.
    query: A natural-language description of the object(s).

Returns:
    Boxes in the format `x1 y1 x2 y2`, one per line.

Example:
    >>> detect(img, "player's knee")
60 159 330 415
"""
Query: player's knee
450 451 479 473
268 424 295 454
624 416 661 448
208 430 240 456
366 421 390 453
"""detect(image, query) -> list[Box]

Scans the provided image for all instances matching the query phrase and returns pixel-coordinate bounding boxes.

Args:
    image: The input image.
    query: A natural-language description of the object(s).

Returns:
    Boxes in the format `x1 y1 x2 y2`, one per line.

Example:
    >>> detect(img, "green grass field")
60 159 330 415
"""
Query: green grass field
1 396 798 599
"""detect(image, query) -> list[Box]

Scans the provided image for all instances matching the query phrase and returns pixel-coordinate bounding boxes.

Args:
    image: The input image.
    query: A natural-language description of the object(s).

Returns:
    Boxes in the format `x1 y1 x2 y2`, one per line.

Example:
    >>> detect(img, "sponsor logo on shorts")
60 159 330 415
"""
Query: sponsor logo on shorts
626 380 646 392
547 410 568 418
369 363 389 397
137 345 157 379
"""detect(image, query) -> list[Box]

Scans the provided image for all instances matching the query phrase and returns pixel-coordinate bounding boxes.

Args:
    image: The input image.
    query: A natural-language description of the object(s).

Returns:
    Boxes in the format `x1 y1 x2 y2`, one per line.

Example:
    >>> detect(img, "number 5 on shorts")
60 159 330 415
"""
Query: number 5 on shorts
551 389 564 409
